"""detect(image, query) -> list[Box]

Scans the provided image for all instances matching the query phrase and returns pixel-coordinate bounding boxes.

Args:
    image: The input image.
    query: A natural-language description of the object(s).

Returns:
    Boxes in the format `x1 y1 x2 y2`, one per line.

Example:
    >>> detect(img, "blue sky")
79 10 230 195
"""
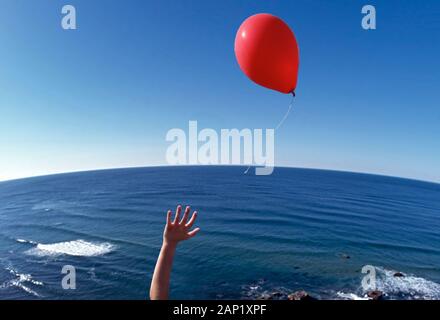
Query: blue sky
0 0 439 182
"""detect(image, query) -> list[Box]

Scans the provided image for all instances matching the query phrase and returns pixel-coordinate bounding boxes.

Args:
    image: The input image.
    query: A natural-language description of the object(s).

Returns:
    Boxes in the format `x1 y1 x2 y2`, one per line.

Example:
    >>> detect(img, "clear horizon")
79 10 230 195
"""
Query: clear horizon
1 0 439 183
1 164 439 186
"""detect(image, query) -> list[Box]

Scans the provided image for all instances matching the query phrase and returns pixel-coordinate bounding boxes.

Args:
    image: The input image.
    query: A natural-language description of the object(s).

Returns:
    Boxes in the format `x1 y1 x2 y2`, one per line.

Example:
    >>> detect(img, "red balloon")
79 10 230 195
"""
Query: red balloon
234 13 299 94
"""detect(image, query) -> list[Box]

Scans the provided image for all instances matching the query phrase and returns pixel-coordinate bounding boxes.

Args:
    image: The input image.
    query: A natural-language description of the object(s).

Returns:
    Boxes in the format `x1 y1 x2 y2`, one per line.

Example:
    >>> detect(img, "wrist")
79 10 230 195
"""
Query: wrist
162 239 178 250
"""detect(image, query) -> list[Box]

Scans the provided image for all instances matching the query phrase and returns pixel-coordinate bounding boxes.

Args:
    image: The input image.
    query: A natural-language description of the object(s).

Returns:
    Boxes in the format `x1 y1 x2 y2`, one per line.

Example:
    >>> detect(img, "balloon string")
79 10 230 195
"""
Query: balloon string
244 92 295 174
275 92 295 130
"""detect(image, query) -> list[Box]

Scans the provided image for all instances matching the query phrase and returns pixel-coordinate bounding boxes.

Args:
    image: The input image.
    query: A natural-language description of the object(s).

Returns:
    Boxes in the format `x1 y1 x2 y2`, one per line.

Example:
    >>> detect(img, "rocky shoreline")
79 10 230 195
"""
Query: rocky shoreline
245 271 411 300
254 289 388 301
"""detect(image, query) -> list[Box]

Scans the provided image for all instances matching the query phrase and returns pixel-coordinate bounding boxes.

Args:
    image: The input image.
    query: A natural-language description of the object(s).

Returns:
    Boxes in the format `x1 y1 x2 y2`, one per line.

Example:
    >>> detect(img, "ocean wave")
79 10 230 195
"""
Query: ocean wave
337 266 440 300
241 279 294 300
374 267 440 299
24 239 115 257
0 265 43 297
241 267 440 300
16 238 38 245
336 292 369 300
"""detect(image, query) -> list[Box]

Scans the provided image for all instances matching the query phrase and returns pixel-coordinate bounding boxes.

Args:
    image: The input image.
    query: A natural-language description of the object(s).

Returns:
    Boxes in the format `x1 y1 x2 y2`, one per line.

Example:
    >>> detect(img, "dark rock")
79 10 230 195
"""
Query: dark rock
270 291 283 298
367 290 383 300
287 290 316 301
393 272 405 277
257 293 273 300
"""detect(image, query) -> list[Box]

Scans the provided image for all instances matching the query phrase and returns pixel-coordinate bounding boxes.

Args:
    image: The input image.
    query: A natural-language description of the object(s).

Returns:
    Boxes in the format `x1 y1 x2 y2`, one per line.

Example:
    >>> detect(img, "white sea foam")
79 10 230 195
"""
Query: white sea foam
337 266 440 300
374 267 440 299
16 238 37 245
6 266 44 287
336 292 369 300
0 280 41 297
0 265 43 297
24 239 115 257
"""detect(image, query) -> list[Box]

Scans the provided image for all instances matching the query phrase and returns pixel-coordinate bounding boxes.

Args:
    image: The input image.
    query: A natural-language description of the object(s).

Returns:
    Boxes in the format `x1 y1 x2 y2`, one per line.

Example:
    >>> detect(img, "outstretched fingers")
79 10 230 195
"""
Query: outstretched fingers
166 210 172 225
187 227 200 238
180 206 191 225
185 211 198 228
172 205 182 224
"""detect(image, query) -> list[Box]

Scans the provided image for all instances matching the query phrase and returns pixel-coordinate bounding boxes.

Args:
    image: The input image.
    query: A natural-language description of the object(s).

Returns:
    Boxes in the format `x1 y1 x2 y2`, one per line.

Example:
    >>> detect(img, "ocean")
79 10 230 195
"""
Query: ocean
0 166 439 300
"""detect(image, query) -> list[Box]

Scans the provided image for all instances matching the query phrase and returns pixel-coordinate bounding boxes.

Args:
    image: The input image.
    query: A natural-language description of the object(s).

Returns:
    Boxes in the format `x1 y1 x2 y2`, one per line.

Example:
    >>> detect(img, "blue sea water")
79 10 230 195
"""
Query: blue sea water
0 166 439 300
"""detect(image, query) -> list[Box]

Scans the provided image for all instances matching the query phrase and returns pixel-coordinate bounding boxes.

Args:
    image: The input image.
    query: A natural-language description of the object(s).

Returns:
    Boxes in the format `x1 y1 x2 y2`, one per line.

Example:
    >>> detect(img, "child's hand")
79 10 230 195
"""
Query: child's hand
151 205 200 299
163 205 200 246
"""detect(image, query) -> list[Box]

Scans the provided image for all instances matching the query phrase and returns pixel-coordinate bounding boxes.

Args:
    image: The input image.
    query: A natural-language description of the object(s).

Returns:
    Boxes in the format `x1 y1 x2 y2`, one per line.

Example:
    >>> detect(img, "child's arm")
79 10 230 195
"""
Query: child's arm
150 205 200 300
